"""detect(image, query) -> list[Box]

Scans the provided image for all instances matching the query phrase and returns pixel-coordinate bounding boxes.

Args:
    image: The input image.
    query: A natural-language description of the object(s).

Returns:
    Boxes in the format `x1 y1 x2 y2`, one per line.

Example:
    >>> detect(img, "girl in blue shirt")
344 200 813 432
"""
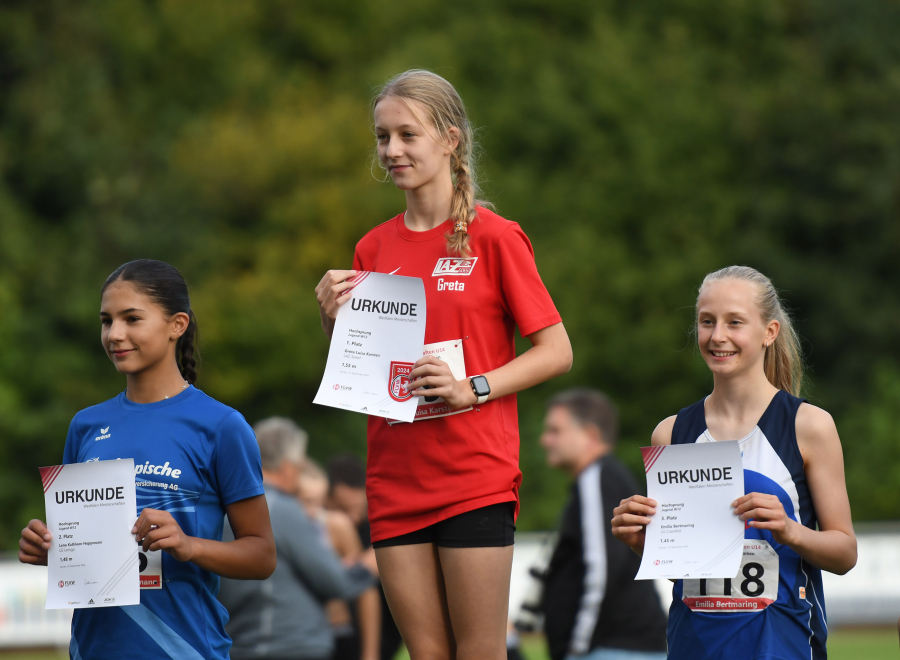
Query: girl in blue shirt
19 259 276 660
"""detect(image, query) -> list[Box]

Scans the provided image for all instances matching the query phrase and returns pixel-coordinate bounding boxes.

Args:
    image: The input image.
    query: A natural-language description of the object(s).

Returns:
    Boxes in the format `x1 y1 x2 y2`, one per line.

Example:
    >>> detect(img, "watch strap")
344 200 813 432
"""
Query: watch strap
470 375 490 405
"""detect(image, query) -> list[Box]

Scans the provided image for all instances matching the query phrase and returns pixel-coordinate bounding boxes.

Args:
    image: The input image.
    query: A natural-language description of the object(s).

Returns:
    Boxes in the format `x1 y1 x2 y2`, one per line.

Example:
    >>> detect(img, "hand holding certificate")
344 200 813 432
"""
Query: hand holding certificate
635 441 744 580
41 459 139 609
314 271 427 423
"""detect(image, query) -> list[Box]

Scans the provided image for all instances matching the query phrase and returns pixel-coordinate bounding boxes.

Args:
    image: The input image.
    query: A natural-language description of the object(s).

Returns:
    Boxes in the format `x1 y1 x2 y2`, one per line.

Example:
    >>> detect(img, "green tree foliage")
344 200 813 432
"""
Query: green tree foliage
0 0 898 546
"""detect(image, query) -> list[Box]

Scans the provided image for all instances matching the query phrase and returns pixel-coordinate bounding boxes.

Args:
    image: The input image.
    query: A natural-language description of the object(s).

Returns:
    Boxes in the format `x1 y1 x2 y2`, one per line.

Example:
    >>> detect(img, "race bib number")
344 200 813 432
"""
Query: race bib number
139 545 163 589
387 339 472 424
682 540 778 612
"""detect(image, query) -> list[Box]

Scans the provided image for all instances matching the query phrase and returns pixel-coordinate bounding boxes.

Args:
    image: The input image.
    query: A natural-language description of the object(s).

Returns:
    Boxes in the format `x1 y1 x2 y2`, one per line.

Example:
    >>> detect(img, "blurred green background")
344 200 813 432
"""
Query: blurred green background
1 0 900 549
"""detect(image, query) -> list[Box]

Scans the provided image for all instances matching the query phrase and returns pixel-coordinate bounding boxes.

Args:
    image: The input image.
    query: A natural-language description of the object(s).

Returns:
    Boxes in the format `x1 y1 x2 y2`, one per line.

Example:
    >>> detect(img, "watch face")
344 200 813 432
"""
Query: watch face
471 376 490 396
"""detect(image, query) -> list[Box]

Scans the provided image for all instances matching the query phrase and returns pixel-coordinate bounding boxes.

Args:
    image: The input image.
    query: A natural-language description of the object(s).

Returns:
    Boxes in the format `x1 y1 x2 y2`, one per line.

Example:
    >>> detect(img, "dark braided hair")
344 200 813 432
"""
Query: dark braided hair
101 259 200 384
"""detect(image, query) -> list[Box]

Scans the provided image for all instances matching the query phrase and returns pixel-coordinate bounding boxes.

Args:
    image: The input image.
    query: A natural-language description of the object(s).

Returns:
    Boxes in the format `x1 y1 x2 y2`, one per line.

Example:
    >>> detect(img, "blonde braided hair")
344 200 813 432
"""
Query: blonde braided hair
374 69 488 257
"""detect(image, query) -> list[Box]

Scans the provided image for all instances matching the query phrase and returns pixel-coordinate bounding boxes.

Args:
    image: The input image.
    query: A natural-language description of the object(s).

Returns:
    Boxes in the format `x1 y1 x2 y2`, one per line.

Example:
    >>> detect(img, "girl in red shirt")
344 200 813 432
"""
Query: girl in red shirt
315 69 573 660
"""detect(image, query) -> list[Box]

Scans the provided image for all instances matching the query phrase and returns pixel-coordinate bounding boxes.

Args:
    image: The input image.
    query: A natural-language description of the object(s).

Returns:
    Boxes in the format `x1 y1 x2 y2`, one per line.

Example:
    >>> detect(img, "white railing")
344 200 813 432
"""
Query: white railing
0 561 72 648
511 525 900 628
2 525 896 648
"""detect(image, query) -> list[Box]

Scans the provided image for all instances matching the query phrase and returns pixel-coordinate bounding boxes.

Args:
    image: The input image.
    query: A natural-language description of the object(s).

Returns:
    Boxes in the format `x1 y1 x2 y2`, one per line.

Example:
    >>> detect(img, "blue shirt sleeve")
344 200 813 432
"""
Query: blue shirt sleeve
210 411 265 506
62 417 80 465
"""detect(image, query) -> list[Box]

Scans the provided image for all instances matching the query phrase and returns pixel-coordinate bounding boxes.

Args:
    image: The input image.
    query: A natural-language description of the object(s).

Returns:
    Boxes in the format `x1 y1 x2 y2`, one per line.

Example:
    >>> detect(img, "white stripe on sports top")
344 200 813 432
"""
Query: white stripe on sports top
568 462 608 655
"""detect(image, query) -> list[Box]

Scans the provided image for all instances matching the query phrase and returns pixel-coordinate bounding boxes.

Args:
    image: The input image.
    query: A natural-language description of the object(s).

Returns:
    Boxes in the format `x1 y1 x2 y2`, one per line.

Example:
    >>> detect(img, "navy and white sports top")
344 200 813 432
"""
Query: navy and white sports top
667 390 827 660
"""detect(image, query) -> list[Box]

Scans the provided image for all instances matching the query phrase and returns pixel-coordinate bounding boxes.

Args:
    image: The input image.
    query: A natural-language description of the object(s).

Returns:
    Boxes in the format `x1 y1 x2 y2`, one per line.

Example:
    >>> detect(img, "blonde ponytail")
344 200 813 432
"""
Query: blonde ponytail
698 266 803 396
374 69 488 257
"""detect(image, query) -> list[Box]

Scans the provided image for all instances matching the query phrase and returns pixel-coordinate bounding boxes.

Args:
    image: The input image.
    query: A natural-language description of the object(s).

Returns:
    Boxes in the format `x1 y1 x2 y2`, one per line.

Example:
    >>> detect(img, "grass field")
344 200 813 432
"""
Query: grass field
3 628 896 659
392 628 898 660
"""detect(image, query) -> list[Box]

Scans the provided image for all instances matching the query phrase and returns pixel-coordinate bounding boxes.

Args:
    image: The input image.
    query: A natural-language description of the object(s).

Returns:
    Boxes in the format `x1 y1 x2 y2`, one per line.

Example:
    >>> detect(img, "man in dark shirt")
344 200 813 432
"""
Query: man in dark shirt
539 389 667 660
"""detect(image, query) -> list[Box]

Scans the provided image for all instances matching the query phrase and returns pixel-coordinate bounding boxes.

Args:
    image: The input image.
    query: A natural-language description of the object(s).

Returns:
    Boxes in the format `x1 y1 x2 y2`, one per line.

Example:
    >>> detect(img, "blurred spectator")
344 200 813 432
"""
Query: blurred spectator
536 389 668 660
326 454 403 660
299 458 382 660
326 453 369 528
219 418 376 660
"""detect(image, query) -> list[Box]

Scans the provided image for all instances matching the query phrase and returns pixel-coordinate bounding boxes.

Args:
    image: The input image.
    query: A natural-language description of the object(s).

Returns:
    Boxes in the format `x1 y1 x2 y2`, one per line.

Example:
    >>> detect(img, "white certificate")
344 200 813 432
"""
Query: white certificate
636 441 744 580
387 339 472 424
42 459 139 609
314 271 426 423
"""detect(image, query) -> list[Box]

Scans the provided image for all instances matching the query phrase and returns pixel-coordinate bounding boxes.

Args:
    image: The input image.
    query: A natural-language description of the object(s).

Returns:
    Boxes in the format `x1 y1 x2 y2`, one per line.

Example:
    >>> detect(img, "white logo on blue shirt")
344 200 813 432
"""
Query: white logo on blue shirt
135 461 182 479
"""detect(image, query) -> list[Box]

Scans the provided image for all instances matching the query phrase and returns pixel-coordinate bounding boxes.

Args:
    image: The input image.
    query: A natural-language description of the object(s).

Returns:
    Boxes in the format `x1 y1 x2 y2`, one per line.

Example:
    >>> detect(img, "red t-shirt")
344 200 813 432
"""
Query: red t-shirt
353 206 562 542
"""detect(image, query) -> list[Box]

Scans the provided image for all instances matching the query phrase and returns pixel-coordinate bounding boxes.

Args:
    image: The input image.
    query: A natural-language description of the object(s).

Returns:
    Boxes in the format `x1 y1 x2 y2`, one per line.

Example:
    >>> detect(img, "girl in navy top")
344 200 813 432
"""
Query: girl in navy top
19 259 276 660
611 266 856 660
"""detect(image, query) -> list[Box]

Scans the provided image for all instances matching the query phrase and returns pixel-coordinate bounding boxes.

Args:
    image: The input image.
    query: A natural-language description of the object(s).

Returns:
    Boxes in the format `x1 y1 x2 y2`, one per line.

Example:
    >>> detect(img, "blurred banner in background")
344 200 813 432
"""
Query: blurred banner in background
4 526 900 650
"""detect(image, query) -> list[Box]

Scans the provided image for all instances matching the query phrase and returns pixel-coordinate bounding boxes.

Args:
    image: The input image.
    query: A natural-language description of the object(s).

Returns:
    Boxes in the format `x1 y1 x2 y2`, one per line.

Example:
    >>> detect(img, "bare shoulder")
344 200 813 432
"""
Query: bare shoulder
651 415 677 446
325 508 357 537
325 509 362 556
796 402 838 442
795 403 843 467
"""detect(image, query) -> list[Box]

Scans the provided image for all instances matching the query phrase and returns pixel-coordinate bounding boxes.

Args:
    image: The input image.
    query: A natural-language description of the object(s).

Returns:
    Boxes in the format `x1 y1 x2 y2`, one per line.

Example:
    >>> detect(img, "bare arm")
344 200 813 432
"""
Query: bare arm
732 404 857 575
325 509 363 559
133 494 276 580
407 322 573 409
610 416 674 555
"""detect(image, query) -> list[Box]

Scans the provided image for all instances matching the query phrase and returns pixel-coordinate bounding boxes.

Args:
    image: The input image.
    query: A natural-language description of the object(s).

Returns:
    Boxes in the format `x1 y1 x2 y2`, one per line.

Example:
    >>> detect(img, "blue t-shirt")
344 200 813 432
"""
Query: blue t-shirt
62 386 265 660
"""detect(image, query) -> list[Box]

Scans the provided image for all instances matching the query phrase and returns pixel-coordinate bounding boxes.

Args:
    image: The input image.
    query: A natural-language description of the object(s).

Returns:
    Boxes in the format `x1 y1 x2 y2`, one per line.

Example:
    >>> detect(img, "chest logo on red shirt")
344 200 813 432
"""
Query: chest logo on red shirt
432 257 478 276
389 361 414 402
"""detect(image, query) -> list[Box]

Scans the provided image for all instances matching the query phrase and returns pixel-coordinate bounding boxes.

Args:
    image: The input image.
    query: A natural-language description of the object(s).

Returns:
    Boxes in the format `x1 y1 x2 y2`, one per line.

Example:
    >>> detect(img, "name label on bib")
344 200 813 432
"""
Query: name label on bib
139 546 163 589
682 540 779 612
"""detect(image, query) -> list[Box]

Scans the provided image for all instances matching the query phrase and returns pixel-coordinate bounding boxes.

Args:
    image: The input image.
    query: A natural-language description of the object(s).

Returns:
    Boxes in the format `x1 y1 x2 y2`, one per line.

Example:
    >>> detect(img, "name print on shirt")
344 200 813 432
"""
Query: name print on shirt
436 278 464 292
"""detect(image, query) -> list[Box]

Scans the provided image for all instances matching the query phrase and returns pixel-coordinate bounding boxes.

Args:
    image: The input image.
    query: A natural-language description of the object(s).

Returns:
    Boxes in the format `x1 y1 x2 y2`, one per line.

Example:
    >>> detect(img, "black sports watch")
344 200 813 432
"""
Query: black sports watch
469 375 490 405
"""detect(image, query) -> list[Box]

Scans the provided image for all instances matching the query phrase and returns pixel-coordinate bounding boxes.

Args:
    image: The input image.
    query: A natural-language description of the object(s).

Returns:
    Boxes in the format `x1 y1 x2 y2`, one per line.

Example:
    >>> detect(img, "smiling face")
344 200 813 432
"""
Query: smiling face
697 278 780 380
100 281 188 377
374 95 458 193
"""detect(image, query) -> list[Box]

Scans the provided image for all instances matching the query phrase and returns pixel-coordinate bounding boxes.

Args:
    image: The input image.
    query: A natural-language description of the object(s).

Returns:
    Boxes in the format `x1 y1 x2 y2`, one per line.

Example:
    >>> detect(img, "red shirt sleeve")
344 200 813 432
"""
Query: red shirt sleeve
496 223 562 336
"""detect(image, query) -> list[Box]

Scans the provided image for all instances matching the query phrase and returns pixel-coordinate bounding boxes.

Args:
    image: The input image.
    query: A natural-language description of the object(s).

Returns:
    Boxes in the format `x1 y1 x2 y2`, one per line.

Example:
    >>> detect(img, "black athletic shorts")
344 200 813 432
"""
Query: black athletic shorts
372 502 515 548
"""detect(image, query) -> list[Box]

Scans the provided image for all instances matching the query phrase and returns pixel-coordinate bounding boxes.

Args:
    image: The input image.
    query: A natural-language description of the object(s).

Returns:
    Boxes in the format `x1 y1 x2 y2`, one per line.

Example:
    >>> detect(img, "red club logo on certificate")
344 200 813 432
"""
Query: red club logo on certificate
389 361 414 402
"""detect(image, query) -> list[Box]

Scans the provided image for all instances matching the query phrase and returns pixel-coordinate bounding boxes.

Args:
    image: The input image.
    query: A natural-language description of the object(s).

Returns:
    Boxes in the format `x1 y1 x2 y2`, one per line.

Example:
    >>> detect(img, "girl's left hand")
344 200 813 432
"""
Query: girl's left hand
407 356 477 410
133 508 195 562
732 492 799 546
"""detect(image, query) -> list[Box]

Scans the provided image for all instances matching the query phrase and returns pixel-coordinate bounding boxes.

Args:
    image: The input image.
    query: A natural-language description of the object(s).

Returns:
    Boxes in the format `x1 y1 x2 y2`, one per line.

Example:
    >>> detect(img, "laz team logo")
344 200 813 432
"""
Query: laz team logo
432 257 478 276
388 361 414 402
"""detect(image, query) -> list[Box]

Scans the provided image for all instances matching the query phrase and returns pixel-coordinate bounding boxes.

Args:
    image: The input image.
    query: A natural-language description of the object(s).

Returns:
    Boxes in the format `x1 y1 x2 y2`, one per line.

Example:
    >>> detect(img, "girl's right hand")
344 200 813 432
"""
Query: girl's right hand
315 270 358 336
19 519 52 566
611 495 657 555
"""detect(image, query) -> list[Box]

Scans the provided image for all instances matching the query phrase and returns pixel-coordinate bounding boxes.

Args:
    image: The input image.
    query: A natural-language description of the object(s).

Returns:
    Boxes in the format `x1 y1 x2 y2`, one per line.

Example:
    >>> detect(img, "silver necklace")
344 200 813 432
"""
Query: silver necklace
164 381 189 400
